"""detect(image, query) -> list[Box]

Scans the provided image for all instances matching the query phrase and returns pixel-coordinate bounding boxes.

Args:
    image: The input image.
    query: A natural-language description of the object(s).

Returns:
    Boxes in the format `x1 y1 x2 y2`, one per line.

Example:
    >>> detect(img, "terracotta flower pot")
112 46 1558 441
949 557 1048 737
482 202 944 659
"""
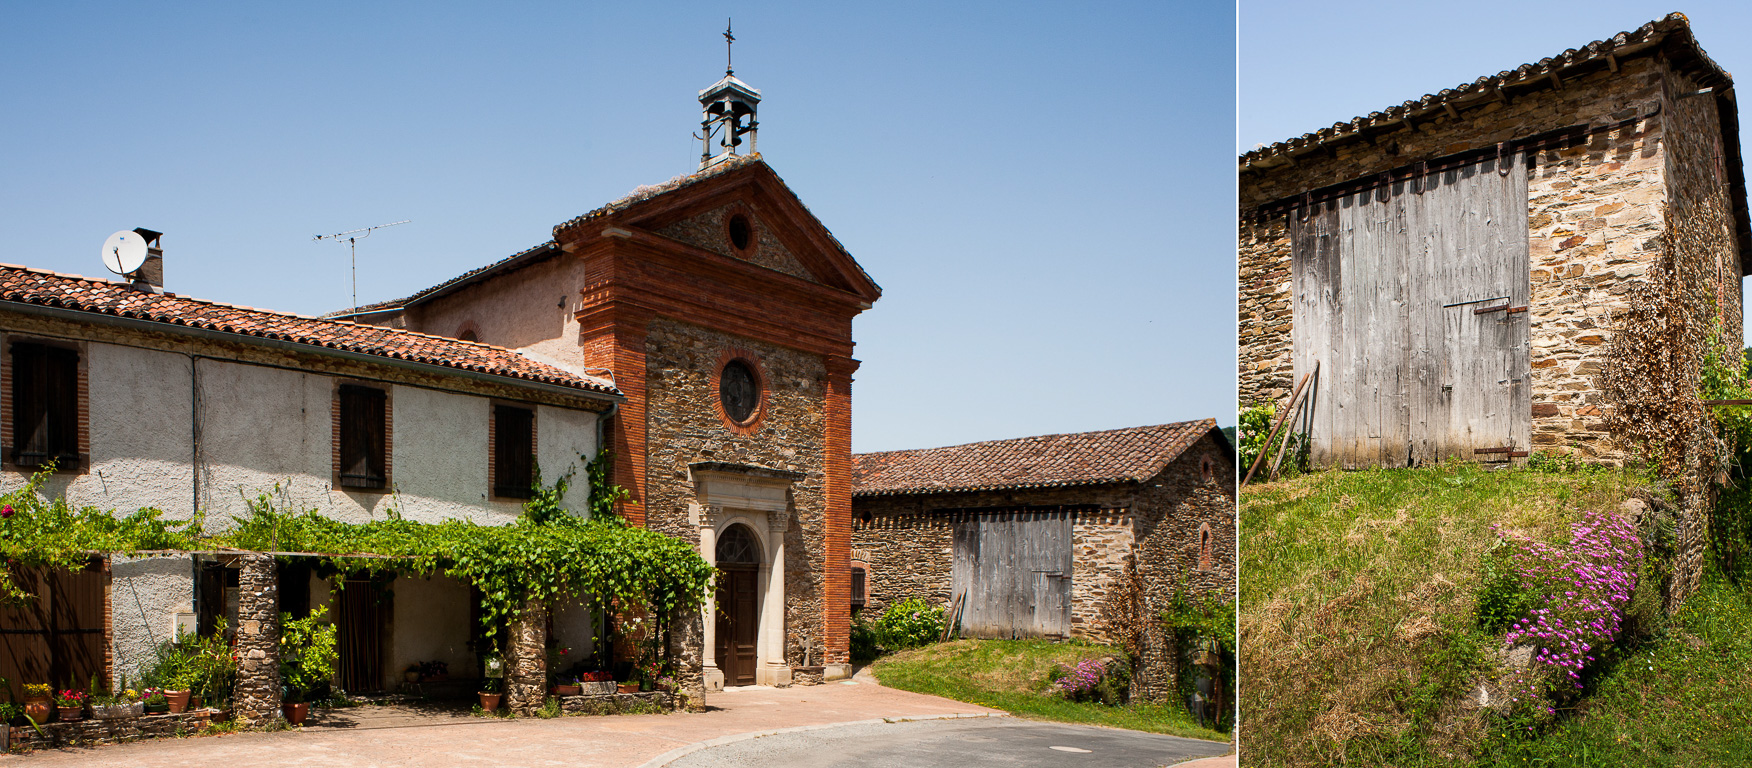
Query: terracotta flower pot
616 683 640 694
55 705 83 722
22 698 50 722
164 690 190 714
478 692 501 713
281 701 309 725
551 684 581 696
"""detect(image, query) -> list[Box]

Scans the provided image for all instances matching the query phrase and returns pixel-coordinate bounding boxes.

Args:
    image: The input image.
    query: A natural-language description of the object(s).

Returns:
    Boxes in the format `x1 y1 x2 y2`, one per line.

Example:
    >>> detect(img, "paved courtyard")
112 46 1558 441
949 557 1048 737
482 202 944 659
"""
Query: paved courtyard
0 682 1230 767
0 682 974 767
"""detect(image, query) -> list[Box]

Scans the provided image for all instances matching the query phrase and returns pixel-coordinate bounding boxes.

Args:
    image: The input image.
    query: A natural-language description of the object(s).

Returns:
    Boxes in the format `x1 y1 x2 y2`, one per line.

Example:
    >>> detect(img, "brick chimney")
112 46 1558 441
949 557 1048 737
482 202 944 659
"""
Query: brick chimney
132 228 164 292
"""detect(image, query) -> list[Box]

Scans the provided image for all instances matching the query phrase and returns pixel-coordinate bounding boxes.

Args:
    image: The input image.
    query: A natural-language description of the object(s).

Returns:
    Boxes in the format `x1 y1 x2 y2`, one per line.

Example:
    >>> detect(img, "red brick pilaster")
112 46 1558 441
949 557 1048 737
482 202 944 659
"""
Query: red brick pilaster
580 307 652 526
821 355 859 664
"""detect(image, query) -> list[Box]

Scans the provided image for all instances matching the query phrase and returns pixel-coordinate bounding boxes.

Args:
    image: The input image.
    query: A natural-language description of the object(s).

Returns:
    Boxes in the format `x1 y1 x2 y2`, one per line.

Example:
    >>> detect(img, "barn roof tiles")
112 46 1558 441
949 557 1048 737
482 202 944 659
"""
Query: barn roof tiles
1239 13 1727 170
0 264 619 397
852 419 1220 497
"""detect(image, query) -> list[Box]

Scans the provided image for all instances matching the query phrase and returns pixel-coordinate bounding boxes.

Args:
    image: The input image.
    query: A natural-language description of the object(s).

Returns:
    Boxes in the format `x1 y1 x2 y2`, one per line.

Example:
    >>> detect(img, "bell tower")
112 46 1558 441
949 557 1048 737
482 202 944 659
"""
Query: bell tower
698 20 760 169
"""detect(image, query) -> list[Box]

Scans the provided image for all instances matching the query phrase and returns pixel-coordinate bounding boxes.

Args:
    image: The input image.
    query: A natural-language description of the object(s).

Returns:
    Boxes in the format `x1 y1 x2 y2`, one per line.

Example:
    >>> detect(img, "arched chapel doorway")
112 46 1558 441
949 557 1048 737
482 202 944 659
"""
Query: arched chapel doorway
715 524 762 686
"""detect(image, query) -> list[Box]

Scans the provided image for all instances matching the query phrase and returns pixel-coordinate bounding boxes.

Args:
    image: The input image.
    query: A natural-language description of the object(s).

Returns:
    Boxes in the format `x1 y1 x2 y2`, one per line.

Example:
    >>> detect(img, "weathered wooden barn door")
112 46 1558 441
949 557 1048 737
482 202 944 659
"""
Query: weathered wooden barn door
0 560 105 700
338 575 388 693
1292 152 1528 466
951 509 1072 639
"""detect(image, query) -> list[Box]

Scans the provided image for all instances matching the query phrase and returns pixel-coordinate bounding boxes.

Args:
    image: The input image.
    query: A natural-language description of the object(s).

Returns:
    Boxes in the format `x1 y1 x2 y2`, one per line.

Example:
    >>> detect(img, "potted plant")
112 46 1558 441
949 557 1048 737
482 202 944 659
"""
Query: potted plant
140 688 169 715
54 689 88 721
551 676 581 696
419 660 448 682
22 683 51 722
479 676 502 713
280 606 339 726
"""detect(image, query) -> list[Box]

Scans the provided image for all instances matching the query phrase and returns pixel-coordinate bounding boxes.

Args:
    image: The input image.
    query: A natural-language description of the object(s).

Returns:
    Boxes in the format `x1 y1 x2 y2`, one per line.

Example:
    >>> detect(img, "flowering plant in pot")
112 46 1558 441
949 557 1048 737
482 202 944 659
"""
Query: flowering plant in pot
21 683 51 722
92 686 144 720
140 688 169 714
53 689 88 721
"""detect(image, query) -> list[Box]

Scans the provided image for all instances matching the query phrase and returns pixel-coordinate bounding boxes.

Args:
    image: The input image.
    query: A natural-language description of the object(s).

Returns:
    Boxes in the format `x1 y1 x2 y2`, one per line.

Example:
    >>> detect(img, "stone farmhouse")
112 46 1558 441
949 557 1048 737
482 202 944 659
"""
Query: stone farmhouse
0 258 620 705
343 72 882 689
849 420 1235 701
1238 14 1747 469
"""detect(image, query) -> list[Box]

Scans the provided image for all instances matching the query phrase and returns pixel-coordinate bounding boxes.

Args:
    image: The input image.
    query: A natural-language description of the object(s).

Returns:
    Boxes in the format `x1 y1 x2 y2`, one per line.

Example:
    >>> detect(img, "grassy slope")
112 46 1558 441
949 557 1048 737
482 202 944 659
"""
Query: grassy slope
870 638 1229 742
1240 465 1644 766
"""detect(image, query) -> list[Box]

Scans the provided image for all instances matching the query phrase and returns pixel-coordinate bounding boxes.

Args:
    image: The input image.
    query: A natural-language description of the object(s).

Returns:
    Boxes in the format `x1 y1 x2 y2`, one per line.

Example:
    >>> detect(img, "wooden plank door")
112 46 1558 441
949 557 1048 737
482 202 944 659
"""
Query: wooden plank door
1292 152 1528 466
338 578 386 693
0 561 104 699
950 510 1072 639
714 567 758 686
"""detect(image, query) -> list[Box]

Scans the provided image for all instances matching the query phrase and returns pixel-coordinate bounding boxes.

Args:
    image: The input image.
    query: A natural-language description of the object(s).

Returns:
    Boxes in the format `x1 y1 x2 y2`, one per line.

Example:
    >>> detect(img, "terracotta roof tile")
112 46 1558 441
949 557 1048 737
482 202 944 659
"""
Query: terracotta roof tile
0 264 619 397
853 419 1219 497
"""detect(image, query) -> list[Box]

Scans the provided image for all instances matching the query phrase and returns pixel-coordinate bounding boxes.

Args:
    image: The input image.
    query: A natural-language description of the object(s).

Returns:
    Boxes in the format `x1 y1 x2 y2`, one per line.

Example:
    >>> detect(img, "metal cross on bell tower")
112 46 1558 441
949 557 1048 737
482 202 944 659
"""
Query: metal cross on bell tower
696 18 761 169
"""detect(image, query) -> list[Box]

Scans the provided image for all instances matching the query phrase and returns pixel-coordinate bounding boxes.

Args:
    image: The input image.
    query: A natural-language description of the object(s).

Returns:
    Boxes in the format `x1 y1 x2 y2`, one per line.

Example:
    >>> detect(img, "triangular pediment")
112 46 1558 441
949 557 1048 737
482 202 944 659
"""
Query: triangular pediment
555 157 882 303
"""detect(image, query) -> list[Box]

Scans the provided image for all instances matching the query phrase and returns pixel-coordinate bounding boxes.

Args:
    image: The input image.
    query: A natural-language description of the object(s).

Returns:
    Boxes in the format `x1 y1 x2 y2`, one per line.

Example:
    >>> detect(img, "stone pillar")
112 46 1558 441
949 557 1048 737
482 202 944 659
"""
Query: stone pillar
697 504 724 692
504 601 548 716
232 554 282 724
667 606 706 712
757 510 791 687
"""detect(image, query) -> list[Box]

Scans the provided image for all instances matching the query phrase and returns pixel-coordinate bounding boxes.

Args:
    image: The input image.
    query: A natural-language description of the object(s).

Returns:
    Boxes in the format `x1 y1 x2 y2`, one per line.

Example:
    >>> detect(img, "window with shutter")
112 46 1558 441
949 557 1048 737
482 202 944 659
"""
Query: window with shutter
850 566 867 610
11 343 79 469
339 385 387 489
493 405 535 499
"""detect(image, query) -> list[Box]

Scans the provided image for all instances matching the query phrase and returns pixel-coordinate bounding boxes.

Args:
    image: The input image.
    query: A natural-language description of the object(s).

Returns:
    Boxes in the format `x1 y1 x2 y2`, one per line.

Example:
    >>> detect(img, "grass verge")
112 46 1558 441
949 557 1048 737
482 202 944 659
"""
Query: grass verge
869 638 1228 742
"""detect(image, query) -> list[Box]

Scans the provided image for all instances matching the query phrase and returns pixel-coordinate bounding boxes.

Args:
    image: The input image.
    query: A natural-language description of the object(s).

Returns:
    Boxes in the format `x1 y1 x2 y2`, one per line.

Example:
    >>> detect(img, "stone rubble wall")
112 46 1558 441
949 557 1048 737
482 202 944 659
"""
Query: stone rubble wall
504 601 548 716
231 554 281 723
1658 64 1744 608
9 710 216 750
643 318 829 668
653 204 816 282
555 690 675 715
1239 57 1707 464
665 607 707 712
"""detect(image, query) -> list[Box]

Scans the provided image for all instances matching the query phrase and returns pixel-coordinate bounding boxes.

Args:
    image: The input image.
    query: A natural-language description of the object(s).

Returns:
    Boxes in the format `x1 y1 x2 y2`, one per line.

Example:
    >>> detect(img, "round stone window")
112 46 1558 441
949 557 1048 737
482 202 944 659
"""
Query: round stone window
719 359 760 424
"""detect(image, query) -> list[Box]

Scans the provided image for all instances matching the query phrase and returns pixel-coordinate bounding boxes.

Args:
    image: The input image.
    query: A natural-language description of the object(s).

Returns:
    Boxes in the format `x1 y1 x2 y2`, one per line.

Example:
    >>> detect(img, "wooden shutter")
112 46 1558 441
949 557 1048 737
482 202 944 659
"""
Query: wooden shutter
339 385 387 488
493 405 534 498
850 567 866 609
11 343 78 469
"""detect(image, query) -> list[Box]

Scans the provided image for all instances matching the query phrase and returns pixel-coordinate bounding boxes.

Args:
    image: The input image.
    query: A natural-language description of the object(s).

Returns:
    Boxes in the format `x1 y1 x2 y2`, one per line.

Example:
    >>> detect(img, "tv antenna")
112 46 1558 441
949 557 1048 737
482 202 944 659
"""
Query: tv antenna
314 220 409 310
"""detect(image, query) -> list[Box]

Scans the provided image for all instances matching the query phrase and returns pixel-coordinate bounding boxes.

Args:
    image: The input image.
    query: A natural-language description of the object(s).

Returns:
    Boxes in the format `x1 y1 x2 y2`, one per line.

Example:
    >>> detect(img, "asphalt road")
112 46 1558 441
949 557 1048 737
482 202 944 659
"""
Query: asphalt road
663 717 1230 768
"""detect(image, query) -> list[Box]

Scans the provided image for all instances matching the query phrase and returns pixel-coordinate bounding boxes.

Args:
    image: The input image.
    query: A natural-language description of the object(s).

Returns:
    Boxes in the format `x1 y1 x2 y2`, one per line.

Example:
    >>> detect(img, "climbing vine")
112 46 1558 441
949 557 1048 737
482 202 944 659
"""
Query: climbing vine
0 467 202 604
0 460 714 648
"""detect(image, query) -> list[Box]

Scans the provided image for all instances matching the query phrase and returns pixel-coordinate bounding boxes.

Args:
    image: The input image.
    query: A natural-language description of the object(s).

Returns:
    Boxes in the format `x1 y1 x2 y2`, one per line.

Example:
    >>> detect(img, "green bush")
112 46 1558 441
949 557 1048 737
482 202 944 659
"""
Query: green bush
1238 402 1307 480
873 597 945 652
140 621 235 704
850 612 881 664
281 605 339 703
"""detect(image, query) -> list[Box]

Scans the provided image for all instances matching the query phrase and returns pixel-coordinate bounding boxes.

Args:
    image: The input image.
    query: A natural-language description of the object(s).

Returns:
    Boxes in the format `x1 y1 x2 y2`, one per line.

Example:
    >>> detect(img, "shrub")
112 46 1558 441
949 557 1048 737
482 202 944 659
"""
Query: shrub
1048 657 1130 706
1238 403 1307 480
281 605 339 703
850 612 881 663
1475 542 1533 633
873 598 945 652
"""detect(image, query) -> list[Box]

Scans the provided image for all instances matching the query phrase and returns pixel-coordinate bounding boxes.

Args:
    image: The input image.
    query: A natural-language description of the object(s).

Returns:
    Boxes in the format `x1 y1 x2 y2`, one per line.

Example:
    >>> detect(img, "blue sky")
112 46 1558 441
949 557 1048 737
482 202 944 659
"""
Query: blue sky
1240 1 1752 342
1 2 1234 453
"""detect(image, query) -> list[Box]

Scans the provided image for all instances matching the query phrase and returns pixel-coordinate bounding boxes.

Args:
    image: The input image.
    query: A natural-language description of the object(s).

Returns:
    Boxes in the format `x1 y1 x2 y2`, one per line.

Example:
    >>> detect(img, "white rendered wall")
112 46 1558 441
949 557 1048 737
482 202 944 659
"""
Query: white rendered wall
537 404 598 515
1 343 195 519
389 572 477 682
110 555 194 688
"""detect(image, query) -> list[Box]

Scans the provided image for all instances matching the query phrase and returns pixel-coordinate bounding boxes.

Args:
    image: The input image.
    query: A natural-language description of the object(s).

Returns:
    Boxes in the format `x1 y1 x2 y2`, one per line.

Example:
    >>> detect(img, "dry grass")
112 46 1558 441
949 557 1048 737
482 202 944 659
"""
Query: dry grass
1239 464 1643 767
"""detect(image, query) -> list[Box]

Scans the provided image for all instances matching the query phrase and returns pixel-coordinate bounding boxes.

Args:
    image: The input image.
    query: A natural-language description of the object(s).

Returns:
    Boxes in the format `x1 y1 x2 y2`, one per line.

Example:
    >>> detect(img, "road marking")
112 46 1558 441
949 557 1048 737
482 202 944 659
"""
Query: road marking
1050 746 1093 753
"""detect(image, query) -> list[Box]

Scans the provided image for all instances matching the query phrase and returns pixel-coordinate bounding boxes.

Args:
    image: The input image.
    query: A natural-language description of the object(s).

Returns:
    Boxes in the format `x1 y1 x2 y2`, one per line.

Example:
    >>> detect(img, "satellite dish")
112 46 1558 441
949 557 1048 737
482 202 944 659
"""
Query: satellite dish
101 230 148 276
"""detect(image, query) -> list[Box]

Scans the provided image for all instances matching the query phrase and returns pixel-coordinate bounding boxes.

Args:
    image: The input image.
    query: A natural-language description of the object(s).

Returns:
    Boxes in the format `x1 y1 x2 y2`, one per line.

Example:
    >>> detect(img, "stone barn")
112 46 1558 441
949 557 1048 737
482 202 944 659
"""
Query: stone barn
1238 14 1748 469
849 419 1234 701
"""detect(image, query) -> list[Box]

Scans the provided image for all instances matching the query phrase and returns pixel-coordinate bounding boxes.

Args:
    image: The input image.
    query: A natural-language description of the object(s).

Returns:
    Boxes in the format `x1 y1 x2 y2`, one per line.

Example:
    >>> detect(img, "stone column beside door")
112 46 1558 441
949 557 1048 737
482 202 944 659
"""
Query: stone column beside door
697 503 724 692
504 601 549 716
757 510 791 687
232 554 282 724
